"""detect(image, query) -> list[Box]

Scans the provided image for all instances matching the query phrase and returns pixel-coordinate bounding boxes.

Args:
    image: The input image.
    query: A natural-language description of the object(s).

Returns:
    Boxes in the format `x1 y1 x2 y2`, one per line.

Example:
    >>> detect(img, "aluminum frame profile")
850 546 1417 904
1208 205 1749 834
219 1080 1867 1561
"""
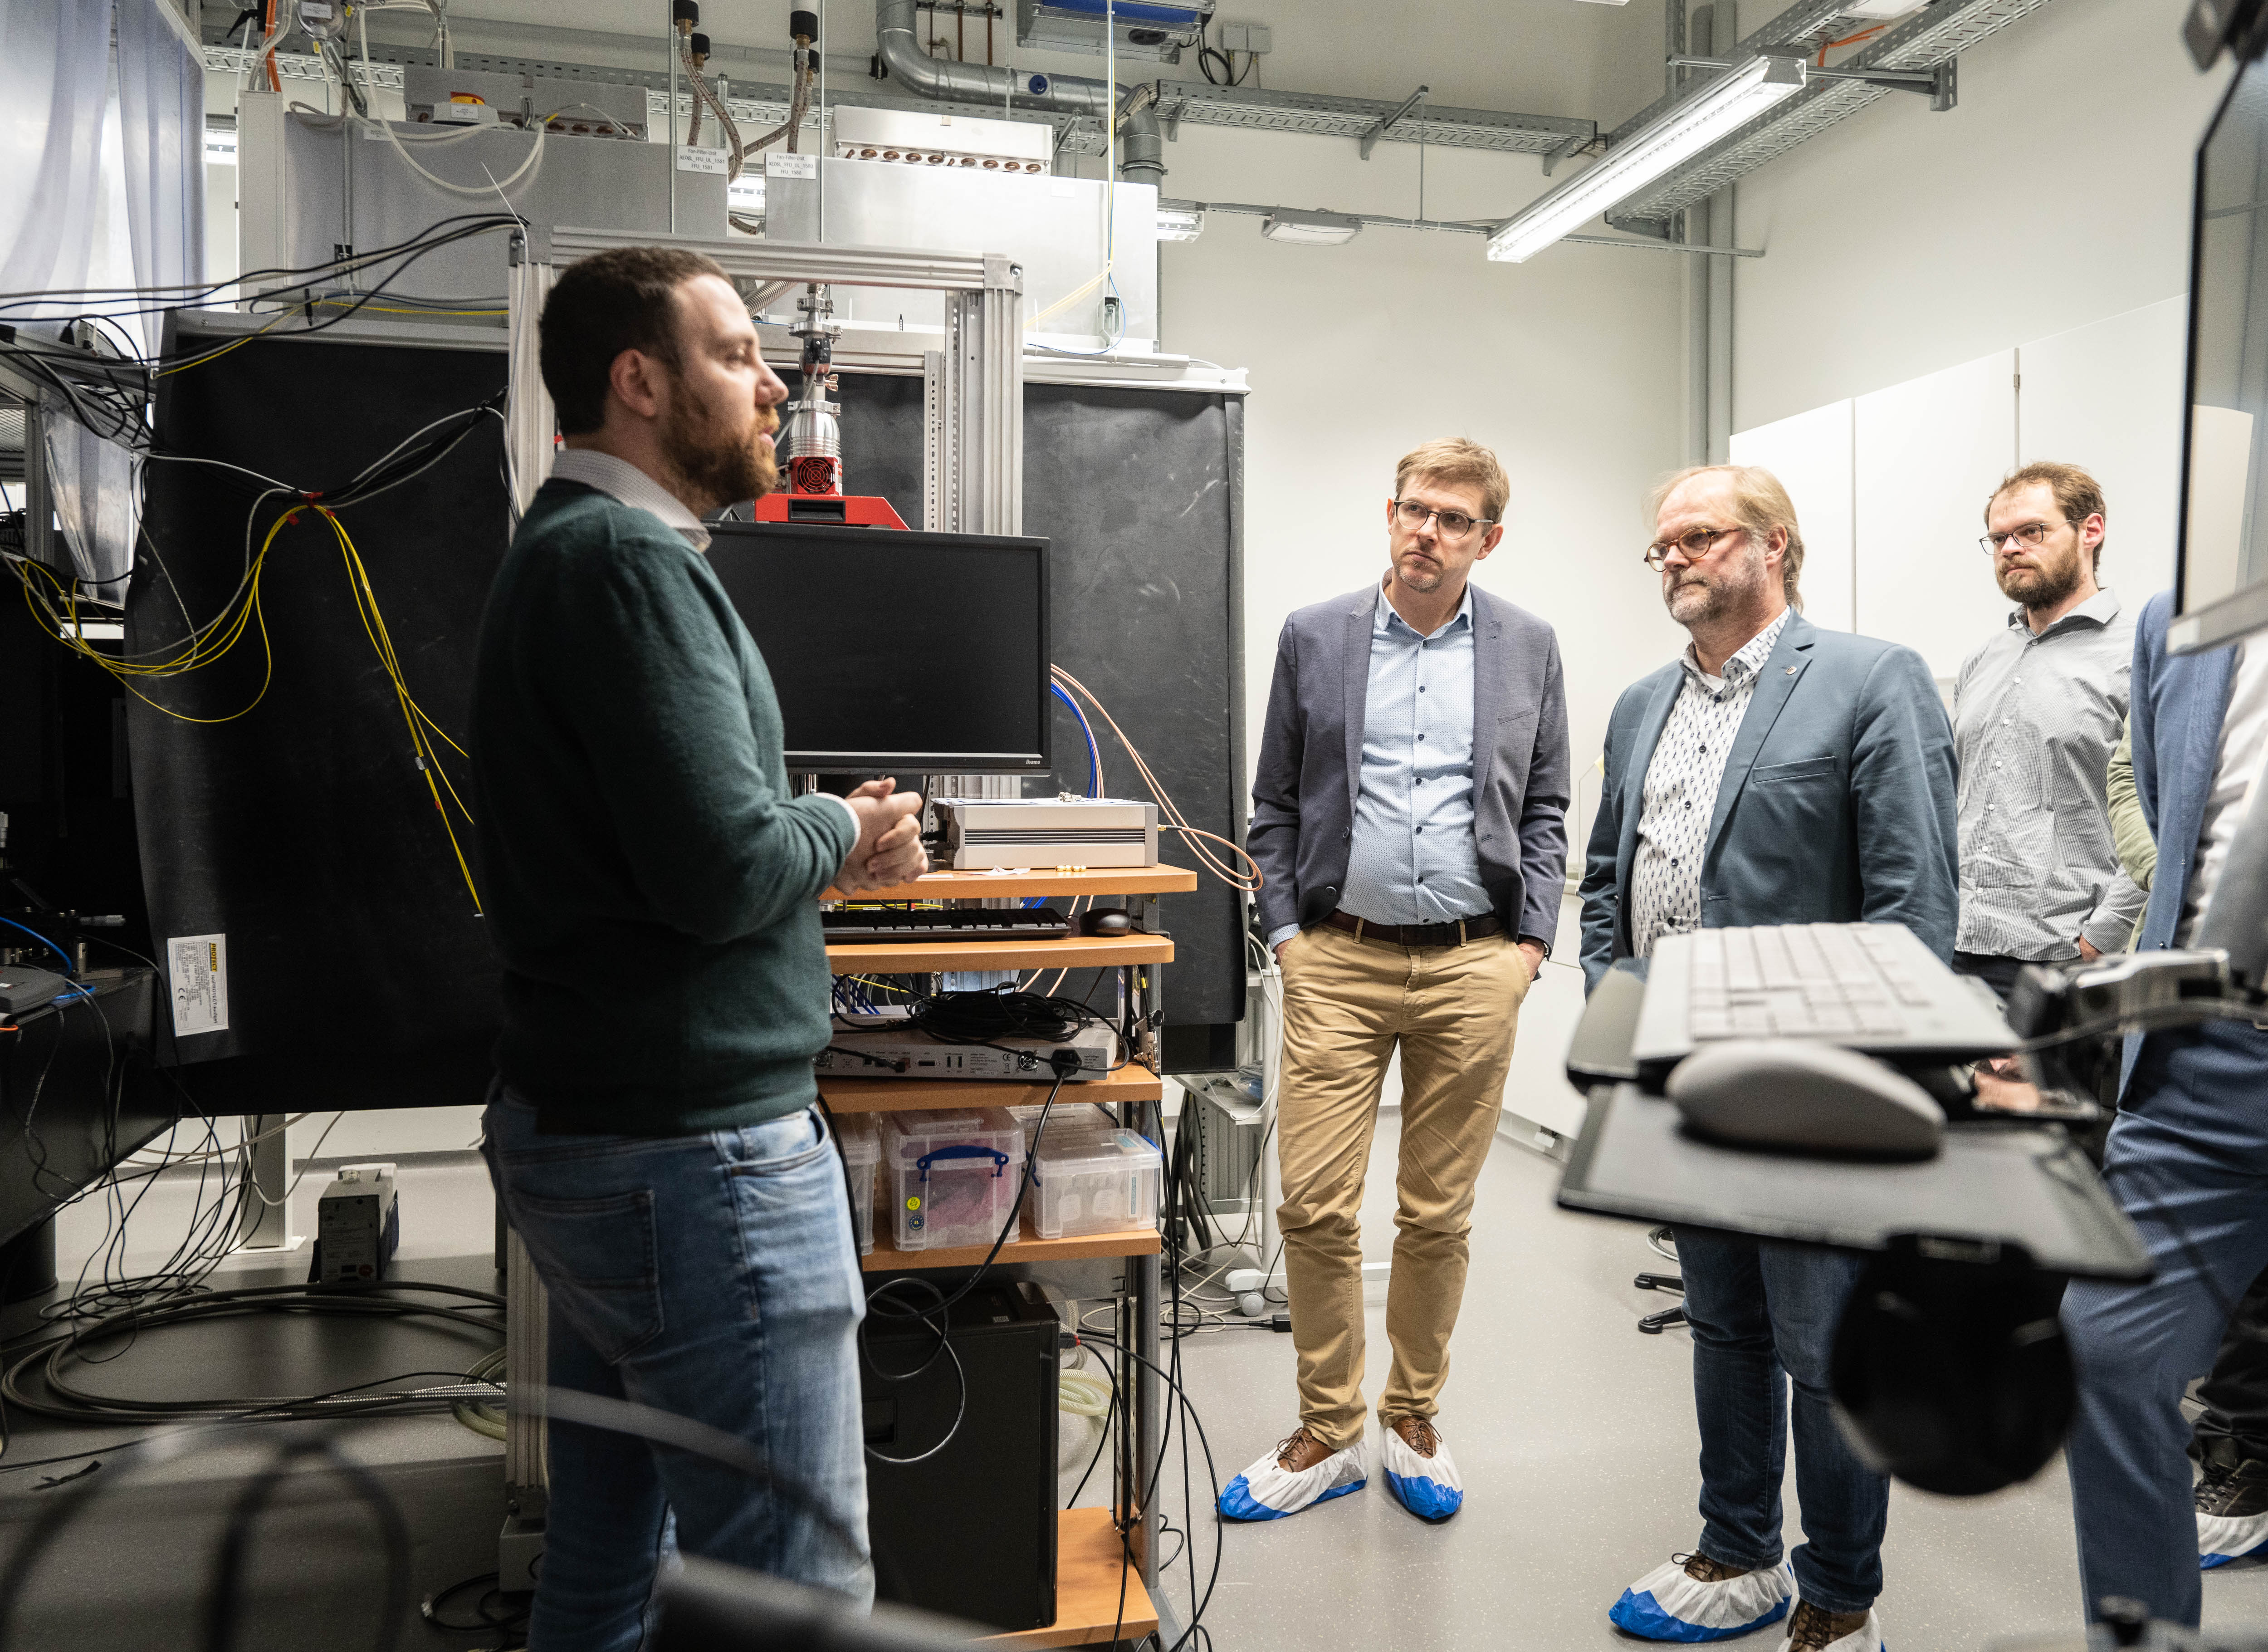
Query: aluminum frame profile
1606 0 2063 233
1151 80 1593 156
506 226 1025 535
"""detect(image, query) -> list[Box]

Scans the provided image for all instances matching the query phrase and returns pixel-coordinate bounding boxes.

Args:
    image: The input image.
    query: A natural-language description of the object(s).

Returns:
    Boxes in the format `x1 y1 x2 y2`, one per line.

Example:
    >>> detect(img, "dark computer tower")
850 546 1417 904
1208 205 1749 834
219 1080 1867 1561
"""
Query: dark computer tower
861 1279 1060 1631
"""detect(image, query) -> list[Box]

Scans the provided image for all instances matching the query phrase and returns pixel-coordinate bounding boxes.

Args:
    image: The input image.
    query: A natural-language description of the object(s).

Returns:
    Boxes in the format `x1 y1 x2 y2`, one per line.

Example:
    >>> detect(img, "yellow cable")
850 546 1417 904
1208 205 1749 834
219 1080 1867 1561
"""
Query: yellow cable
318 508 482 913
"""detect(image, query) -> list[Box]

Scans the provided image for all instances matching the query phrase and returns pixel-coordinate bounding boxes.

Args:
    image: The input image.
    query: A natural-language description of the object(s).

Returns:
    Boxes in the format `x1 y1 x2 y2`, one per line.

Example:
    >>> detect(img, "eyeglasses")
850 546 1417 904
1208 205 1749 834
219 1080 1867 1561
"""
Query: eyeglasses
1979 519 2071 555
1391 499 1495 539
1643 525 1744 570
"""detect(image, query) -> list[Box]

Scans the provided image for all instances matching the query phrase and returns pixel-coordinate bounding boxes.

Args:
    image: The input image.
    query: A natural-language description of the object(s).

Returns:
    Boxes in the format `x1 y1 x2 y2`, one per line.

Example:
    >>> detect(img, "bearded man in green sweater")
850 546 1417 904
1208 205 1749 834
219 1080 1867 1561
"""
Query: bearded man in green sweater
472 245 923 1649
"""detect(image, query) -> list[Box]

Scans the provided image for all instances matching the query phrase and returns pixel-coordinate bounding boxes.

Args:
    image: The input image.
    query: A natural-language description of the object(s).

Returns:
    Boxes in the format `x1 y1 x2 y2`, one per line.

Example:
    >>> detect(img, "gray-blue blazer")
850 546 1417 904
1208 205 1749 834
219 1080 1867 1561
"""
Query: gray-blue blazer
1247 581 1572 946
1577 613 1960 993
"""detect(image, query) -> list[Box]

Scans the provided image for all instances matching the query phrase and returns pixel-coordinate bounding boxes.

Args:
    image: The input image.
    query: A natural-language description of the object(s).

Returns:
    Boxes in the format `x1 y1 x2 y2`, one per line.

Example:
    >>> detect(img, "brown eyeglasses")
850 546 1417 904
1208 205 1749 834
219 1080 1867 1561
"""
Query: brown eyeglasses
1391 499 1495 539
1643 525 1744 570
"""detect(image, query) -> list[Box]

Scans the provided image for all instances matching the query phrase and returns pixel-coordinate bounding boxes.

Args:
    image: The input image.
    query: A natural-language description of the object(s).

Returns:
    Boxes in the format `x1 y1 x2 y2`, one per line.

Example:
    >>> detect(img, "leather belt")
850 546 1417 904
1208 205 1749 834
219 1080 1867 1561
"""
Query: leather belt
1324 910 1504 948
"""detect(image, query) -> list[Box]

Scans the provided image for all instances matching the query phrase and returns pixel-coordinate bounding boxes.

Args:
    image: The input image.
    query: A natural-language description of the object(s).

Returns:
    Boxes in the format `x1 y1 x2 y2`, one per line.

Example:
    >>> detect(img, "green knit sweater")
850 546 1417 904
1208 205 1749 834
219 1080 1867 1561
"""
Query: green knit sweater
470 480 855 1134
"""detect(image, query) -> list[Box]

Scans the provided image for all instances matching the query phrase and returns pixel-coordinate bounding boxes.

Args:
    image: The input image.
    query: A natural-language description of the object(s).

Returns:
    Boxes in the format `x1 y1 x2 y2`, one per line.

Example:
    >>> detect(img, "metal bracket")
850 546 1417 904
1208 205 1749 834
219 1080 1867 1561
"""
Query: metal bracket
1668 51 1957 109
1540 132 1589 178
1359 84 1429 160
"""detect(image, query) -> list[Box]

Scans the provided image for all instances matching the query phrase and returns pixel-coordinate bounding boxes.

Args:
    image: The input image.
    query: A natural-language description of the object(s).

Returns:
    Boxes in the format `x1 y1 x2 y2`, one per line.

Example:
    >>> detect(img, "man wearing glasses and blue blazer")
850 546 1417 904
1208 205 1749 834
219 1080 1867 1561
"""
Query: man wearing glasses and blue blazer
1231 437 1571 1527
1581 465 1957 1652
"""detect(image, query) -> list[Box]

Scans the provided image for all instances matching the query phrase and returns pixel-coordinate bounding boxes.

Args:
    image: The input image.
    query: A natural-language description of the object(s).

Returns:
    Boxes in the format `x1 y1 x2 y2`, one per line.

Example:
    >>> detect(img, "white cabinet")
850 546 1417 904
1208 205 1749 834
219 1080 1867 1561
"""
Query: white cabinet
1854 349 2019 681
1729 400 1855 633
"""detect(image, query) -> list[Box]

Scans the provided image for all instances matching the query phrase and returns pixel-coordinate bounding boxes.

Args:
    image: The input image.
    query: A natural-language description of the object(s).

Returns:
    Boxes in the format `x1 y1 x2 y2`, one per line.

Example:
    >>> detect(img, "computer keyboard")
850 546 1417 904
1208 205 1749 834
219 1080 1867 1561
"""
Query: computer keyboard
822 906 1073 944
1685 923 1940 1041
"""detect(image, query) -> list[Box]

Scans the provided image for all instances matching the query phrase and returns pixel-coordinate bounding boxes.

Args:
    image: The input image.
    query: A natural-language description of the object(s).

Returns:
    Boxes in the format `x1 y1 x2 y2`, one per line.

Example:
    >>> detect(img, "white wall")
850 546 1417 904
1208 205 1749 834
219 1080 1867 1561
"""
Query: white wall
1733 0 2220 434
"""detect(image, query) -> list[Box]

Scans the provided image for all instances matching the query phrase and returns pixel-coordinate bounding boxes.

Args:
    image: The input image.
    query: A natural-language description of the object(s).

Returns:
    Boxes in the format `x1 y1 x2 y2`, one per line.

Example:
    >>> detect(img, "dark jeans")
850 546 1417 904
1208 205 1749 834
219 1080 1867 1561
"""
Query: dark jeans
484 1092 873 1652
2064 1019 2268 1627
1673 1226 1889 1614
1950 950 2027 1003
2194 1266 2268 1465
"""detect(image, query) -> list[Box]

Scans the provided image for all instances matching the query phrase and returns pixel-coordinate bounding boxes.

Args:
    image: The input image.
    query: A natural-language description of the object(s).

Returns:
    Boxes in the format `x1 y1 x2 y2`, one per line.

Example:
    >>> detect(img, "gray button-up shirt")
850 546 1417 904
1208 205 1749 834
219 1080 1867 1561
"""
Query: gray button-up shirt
1632 608 1793 961
1332 580 1492 933
1952 587 2145 959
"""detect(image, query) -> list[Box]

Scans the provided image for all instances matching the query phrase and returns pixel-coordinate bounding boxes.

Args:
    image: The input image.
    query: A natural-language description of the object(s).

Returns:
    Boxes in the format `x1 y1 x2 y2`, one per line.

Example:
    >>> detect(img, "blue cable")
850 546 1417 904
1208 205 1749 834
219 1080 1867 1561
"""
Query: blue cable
0 914 74 975
1051 682 1101 798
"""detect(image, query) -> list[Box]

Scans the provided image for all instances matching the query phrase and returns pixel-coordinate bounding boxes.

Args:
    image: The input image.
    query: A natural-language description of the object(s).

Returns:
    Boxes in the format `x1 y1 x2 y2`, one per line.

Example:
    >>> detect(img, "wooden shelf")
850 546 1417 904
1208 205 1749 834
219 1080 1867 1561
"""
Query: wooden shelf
861 1224 1160 1273
983 1508 1158 1648
820 1069 1163 1114
826 866 1199 902
826 931 1173 973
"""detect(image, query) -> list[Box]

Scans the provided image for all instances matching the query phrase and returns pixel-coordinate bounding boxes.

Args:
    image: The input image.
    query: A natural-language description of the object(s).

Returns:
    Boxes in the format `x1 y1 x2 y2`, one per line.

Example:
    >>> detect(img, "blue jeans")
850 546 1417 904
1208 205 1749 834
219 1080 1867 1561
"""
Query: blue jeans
1674 1226 1889 1613
2064 1019 2268 1627
483 1092 873 1652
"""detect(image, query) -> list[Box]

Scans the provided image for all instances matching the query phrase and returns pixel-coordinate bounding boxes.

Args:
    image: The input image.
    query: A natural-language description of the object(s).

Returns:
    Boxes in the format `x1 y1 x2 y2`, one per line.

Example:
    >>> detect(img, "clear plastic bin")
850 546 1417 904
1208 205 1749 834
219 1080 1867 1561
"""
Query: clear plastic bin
833 1114 881 1256
1010 1101 1115 1163
1031 1129 1163 1240
880 1107 1023 1251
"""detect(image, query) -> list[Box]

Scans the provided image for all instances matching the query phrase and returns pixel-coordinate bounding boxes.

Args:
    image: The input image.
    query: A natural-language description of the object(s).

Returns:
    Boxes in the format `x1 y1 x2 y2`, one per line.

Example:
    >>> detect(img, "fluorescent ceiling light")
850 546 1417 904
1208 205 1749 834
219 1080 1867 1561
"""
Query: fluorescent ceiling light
1486 54 1804 263
1156 203 1205 242
1261 208 1364 246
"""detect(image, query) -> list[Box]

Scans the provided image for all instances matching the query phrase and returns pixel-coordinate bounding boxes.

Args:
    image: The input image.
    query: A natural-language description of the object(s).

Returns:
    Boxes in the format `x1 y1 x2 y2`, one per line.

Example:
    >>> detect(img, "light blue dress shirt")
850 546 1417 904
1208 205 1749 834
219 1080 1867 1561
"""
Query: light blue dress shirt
1269 581 1490 948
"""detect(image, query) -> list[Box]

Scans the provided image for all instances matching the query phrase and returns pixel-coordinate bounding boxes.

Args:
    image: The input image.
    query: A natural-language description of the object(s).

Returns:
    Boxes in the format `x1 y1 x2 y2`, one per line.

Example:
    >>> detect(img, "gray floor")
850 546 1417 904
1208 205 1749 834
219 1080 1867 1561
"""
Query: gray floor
1134 1122 2268 1652
12 1132 2268 1650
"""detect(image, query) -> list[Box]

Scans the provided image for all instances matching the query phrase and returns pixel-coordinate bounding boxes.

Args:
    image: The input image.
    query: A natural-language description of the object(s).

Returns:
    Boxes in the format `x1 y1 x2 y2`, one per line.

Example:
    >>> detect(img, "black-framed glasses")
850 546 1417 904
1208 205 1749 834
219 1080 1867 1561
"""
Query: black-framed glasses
1979 519 2071 555
1391 499 1494 539
1643 525 1744 570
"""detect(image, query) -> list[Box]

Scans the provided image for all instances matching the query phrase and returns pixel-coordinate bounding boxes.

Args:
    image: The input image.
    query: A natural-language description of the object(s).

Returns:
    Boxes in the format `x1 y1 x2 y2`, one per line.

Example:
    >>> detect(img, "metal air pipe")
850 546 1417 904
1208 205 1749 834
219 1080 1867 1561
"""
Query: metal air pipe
873 0 1165 182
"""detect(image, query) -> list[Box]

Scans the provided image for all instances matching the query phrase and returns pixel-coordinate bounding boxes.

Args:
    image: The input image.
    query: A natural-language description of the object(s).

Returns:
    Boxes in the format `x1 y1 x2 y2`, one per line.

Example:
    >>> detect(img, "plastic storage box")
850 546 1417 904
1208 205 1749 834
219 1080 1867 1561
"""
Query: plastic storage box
1010 1101 1114 1162
1030 1129 1162 1240
834 1114 881 1256
881 1108 1024 1251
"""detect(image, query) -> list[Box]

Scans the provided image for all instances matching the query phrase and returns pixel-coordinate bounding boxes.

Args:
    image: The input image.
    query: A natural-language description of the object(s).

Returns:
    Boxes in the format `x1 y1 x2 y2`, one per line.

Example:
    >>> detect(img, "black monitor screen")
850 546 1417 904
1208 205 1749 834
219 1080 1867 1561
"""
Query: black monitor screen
2178 53 2268 652
704 522 1051 772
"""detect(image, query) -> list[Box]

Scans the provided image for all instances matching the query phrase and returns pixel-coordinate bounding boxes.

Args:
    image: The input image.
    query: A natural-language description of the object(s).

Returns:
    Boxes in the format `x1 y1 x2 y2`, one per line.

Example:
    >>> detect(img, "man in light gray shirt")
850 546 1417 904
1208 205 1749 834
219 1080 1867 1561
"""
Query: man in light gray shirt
1953 461 2144 1032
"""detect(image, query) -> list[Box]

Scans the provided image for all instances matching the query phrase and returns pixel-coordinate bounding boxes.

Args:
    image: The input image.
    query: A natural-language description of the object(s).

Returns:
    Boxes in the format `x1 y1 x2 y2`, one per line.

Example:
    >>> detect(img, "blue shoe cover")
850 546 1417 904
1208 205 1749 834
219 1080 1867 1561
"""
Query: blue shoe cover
1608 1558 1793 1642
2201 1506 2268 1569
1380 1422 1463 1521
1217 1436 1366 1522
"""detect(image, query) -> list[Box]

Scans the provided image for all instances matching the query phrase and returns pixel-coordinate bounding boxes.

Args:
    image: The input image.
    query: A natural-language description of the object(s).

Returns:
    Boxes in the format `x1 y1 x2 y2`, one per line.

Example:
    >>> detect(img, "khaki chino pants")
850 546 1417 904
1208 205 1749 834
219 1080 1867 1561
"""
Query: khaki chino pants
1274 922 1530 1450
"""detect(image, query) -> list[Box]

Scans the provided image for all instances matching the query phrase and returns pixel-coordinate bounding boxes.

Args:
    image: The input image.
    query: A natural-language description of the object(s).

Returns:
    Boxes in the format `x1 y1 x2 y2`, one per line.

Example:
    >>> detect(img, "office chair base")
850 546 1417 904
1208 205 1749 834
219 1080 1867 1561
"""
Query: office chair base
1638 1305 1689 1335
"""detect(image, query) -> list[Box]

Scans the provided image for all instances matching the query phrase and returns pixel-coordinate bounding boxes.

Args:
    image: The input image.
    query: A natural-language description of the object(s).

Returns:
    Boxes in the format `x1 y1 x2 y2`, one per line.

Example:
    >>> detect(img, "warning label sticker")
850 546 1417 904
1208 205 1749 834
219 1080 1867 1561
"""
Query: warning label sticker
168 933 229 1036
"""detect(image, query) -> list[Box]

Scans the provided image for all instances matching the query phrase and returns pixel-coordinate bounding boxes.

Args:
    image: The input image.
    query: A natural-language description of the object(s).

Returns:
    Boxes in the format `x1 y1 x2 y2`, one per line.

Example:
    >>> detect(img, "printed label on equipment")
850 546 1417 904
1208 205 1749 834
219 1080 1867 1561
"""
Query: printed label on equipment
167 933 229 1036
765 152 818 180
677 145 728 174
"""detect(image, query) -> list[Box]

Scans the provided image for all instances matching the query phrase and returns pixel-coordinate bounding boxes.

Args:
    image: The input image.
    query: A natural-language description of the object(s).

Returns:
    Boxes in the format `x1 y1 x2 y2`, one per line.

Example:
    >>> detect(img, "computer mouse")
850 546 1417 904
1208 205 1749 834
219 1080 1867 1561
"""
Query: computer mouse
1666 1039 1945 1160
1082 909 1134 936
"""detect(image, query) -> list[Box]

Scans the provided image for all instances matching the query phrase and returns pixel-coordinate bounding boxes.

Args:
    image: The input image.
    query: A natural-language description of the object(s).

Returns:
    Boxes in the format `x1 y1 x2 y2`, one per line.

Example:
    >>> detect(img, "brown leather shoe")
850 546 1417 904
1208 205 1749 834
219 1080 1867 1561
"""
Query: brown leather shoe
1388 1413 1441 1459
1681 1553 1754 1584
1274 1426 1341 1474
1783 1601 1870 1650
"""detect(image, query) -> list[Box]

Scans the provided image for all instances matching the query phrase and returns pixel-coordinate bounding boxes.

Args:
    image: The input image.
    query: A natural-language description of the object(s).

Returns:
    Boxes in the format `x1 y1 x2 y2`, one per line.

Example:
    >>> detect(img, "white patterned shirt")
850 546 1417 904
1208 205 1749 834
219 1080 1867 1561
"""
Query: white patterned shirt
1631 608 1793 960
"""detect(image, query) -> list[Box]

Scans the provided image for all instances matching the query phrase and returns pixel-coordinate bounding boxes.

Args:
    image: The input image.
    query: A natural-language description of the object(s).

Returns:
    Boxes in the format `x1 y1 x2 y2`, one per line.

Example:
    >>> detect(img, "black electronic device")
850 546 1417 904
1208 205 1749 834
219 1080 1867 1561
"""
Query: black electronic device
704 522 1051 774
2175 17 2268 653
1079 908 1133 937
860 1280 1059 1630
0 966 67 1017
822 907 1072 944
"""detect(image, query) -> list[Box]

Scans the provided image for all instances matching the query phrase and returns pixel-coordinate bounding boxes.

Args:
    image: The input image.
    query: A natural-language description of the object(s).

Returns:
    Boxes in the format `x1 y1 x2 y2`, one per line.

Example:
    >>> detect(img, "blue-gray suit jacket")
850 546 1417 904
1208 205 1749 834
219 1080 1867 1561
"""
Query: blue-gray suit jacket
1578 613 1960 993
2121 588 2237 1094
1248 581 1572 946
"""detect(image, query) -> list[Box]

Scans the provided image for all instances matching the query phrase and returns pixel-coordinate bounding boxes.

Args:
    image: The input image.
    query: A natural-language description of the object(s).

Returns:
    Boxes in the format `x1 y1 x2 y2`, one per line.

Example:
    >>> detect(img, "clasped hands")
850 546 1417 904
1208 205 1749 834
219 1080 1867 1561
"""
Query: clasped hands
835 778 930 892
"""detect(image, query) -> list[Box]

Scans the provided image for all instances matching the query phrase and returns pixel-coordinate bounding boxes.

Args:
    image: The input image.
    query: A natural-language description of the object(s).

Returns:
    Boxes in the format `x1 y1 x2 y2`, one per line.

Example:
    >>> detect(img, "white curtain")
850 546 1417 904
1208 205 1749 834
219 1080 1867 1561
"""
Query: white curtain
0 0 206 600
0 0 112 307
115 0 204 356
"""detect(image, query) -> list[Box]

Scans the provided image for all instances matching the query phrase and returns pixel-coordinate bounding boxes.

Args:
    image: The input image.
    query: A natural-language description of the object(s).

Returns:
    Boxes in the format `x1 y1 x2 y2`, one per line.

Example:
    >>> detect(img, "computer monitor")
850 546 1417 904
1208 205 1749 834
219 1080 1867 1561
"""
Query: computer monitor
704 521 1052 773
2175 42 2268 653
